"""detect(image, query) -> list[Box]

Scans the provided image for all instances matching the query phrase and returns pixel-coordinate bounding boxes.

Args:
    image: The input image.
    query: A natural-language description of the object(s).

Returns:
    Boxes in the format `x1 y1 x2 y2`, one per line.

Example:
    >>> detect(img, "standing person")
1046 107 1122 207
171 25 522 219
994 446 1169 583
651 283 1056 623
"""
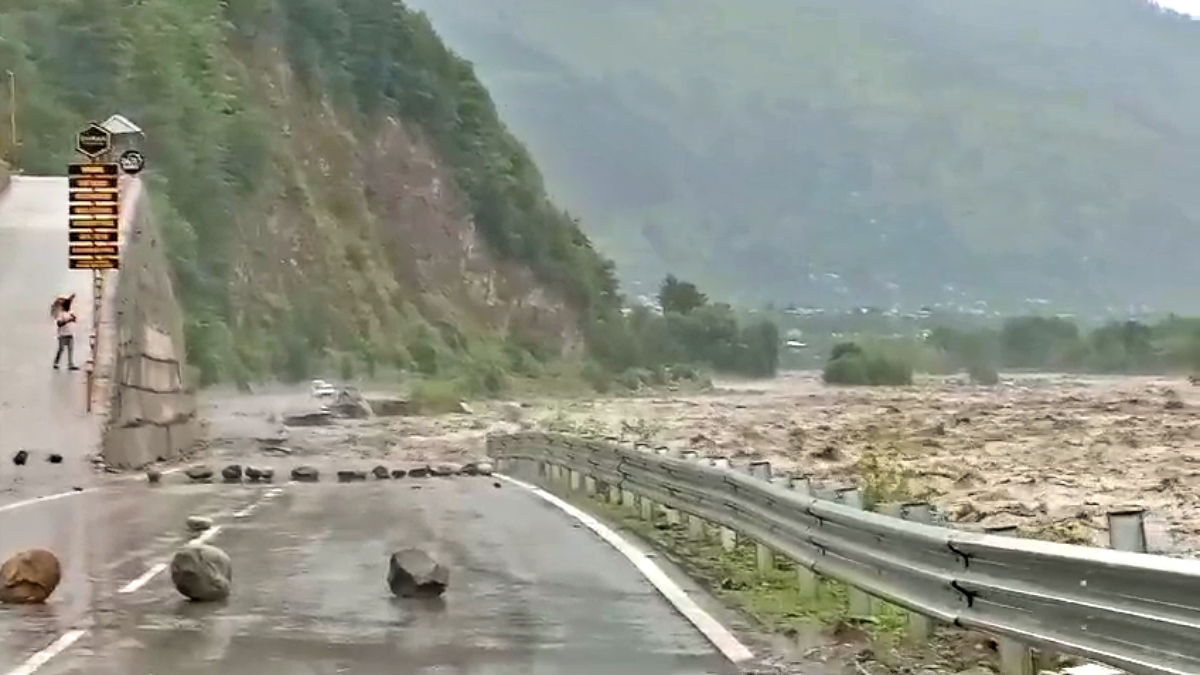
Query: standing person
53 293 79 371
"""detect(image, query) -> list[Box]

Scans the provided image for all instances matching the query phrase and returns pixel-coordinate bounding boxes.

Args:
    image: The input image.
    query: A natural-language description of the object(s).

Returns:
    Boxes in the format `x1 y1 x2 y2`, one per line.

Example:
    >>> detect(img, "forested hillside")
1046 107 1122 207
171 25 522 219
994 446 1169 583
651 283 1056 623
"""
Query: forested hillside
405 0 1200 313
0 0 780 389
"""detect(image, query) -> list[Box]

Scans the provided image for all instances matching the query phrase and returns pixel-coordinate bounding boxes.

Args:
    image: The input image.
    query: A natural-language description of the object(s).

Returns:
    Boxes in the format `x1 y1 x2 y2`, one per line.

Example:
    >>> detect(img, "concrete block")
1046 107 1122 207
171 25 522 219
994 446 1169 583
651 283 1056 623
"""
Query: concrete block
103 424 169 469
142 325 177 362
117 389 193 426
167 418 200 458
124 357 180 392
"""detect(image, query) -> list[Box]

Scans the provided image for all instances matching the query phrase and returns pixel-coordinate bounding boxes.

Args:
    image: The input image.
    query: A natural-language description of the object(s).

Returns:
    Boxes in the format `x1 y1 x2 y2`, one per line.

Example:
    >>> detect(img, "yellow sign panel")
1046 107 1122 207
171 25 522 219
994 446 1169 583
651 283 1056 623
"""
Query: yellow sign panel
68 163 121 269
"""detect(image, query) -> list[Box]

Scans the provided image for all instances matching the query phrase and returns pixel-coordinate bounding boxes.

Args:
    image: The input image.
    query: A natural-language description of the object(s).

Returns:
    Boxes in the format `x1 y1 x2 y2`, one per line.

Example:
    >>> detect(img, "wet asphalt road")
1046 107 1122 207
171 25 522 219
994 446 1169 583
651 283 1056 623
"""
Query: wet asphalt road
1 478 736 675
0 177 101 506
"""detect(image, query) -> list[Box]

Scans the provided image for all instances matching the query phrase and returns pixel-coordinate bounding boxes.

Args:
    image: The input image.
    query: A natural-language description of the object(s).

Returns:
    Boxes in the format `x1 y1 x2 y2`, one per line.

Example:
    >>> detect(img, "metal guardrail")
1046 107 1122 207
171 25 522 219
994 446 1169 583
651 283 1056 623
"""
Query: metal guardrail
487 432 1200 675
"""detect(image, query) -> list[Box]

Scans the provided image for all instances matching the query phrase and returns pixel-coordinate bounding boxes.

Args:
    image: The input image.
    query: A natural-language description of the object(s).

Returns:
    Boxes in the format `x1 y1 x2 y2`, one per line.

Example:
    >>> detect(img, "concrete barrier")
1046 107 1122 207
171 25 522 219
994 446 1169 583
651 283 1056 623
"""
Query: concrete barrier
99 179 200 468
0 161 10 195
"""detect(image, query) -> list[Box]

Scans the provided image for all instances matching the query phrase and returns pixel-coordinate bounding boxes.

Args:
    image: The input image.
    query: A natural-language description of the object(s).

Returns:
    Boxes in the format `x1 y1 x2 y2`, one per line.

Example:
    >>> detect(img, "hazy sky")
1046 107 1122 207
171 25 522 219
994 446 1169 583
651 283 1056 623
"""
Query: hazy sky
1153 0 1200 16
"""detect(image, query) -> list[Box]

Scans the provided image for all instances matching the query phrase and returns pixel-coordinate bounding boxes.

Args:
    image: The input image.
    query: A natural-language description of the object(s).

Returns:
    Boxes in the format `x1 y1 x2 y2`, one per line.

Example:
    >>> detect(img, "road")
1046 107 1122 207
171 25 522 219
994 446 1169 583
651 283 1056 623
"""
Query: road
0 177 99 505
0 478 738 675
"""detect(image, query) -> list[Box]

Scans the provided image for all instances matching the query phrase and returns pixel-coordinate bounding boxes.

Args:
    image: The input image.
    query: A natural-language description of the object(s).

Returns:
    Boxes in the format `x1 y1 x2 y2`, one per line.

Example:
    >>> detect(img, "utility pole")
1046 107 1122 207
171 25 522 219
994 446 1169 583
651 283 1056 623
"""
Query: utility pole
5 70 14 166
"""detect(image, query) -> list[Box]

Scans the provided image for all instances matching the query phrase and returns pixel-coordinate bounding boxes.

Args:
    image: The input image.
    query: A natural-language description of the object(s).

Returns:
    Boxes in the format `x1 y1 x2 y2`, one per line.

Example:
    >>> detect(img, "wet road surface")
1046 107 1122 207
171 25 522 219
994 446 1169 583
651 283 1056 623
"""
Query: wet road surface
2 478 736 675
0 177 100 506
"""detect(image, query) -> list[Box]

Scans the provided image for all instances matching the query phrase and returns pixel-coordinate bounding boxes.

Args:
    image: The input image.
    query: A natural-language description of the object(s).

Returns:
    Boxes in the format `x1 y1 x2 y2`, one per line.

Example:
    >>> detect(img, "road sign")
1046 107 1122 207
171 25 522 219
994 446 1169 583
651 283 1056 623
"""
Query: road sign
118 149 145 175
76 123 112 159
68 162 120 269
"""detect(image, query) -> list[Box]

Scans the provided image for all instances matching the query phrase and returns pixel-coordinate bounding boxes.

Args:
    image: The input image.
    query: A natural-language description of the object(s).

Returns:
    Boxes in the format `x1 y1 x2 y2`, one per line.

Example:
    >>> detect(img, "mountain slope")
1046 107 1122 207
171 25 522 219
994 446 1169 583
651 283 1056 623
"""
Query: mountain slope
0 0 627 386
405 0 1200 313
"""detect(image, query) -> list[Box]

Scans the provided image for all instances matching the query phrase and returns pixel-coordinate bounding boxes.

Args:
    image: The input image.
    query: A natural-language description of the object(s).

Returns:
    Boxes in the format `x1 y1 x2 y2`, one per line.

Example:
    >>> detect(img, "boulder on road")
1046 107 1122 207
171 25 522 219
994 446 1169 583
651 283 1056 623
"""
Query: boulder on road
47 453 63 464
12 450 28 466
391 469 407 479
146 468 163 484
460 461 495 476
0 549 62 604
431 463 459 477
282 411 334 427
372 465 390 480
260 468 275 483
337 470 368 483
387 548 449 598
245 466 263 482
185 465 214 483
186 515 213 533
170 543 232 602
221 465 243 483
291 466 319 482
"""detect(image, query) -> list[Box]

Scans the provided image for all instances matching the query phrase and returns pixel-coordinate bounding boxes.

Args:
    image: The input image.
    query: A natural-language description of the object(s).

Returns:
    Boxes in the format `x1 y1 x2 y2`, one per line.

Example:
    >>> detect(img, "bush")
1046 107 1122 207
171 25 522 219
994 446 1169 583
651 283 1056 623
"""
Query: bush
410 379 465 414
822 343 913 386
967 361 1000 385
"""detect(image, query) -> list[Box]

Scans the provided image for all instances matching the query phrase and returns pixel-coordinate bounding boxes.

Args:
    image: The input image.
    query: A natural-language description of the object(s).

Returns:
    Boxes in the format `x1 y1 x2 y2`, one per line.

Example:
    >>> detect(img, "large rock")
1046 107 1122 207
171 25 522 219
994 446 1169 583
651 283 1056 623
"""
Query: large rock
282 411 334 427
387 549 449 598
186 515 213 533
185 465 214 483
170 543 232 602
337 470 367 483
221 464 243 483
331 388 373 419
291 466 320 482
0 549 62 604
368 397 415 417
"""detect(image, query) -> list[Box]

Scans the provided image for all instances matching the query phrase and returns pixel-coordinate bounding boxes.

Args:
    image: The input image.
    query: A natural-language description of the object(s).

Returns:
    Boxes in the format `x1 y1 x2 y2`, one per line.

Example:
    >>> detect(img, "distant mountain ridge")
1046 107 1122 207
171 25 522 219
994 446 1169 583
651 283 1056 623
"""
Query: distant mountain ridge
409 0 1200 314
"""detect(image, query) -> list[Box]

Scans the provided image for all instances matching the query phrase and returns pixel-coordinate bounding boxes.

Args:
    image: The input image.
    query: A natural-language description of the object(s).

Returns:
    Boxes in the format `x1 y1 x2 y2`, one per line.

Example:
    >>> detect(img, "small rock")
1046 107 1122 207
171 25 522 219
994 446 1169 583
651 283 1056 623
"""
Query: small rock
186 515 213 533
47 453 63 464
12 450 28 466
391 469 407 479
260 468 275 483
245 467 263 482
221 465 243 483
1166 399 1186 410
0 549 62 604
185 465 214 483
455 401 473 414
431 463 459 477
372 466 390 480
474 461 494 476
387 548 449 598
170 543 232 602
493 481 502 488
291 466 319 482
409 466 430 478
146 468 162 484
337 470 368 483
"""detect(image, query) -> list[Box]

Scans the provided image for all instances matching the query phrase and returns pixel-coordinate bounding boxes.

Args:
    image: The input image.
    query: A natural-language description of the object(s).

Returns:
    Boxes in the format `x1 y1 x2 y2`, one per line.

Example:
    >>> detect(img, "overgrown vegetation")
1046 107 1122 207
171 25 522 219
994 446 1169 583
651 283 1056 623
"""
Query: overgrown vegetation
813 313 1200 386
822 341 913 386
0 0 779 391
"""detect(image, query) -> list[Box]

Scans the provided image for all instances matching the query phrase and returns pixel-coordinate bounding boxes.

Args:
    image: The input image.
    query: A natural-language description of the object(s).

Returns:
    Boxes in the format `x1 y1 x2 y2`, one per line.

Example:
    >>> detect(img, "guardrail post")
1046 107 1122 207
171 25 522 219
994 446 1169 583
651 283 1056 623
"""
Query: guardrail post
711 457 738 551
1107 507 1147 553
900 502 936 640
584 474 597 495
569 468 583 492
747 460 776 572
836 488 872 618
681 451 707 540
789 478 819 599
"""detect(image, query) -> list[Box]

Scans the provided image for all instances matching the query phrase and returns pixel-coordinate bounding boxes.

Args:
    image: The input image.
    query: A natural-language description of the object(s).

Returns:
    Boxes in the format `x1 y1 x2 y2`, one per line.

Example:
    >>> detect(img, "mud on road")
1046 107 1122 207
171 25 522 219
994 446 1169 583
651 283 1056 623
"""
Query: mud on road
203 372 1200 556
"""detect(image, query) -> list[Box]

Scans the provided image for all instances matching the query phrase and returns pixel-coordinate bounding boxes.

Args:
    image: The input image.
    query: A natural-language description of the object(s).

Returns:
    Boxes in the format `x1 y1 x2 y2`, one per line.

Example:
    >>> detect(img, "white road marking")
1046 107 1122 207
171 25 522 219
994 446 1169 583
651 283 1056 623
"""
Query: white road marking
115 486 282 593
497 473 756 664
0 467 183 514
2 630 86 675
117 562 167 594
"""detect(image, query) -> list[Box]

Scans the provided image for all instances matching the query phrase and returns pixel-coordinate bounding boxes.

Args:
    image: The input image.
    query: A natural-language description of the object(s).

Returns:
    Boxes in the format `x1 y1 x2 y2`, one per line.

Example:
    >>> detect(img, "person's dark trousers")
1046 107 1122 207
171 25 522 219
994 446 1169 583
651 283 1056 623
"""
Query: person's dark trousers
53 335 78 370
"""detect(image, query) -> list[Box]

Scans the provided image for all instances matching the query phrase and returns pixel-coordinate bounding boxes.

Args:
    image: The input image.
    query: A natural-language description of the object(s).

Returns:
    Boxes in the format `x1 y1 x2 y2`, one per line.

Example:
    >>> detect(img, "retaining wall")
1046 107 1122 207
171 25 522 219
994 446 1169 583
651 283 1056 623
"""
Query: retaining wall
99 180 200 468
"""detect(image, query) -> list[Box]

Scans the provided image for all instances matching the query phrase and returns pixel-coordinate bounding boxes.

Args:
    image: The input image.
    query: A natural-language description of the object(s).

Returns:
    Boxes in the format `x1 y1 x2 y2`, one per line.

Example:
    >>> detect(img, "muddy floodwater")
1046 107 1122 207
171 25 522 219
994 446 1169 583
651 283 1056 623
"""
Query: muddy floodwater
202 371 1200 556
